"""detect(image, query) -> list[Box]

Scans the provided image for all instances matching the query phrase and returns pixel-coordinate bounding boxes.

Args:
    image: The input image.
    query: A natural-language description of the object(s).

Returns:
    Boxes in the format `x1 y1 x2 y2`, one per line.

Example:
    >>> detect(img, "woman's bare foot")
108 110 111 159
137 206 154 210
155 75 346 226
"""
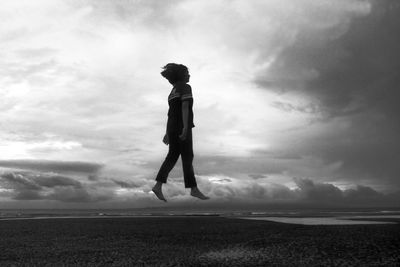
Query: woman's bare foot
152 184 167 202
190 187 210 200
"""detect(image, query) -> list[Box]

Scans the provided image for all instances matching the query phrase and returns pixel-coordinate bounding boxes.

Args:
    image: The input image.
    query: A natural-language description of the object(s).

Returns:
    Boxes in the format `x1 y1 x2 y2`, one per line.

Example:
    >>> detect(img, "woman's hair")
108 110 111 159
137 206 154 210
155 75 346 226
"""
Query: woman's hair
160 63 189 84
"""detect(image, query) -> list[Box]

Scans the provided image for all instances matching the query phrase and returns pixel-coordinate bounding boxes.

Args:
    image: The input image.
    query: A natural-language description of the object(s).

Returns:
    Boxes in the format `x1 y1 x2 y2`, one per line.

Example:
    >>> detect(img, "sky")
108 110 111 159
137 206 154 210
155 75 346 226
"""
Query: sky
0 0 399 209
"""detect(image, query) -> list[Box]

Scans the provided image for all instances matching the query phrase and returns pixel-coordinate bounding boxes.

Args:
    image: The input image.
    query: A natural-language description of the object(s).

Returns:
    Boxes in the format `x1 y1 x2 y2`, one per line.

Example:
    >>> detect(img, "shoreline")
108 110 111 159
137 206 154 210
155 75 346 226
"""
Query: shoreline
236 215 400 225
0 214 399 225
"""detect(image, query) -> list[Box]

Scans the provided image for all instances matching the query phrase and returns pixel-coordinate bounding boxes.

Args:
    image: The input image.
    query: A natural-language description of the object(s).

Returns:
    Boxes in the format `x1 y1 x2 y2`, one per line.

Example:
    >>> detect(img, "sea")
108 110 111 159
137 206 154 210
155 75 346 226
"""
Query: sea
1 208 399 225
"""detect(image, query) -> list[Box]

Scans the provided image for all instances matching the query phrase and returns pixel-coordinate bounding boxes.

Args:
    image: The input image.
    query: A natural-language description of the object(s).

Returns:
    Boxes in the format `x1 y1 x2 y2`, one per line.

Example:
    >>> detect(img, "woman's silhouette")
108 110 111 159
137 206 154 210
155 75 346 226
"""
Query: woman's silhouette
152 63 209 202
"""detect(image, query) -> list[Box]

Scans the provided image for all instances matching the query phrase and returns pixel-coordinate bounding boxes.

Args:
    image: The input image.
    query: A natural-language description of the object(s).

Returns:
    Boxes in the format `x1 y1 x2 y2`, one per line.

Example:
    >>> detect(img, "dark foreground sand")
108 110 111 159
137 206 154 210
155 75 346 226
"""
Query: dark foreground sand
0 216 399 266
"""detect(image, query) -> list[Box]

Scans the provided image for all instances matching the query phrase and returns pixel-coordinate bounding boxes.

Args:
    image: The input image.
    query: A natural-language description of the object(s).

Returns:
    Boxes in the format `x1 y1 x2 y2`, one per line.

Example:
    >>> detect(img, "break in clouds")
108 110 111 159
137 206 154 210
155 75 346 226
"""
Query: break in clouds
0 0 399 208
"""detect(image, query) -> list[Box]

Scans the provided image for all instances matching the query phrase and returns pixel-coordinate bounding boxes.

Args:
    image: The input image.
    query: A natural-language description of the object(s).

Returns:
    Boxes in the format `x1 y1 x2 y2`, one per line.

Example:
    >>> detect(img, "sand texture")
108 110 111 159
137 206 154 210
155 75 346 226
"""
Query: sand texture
0 216 399 266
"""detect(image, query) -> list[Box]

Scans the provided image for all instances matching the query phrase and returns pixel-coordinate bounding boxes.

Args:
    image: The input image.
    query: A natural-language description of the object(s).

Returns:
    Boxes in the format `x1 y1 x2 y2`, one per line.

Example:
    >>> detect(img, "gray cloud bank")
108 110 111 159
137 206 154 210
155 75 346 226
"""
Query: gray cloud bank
2 167 398 208
0 171 109 203
292 178 399 207
196 177 400 208
0 159 103 174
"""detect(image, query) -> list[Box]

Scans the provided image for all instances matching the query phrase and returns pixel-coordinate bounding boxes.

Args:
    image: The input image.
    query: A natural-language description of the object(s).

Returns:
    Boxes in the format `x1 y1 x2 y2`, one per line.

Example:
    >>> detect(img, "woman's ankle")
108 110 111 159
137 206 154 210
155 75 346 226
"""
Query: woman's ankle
154 182 163 189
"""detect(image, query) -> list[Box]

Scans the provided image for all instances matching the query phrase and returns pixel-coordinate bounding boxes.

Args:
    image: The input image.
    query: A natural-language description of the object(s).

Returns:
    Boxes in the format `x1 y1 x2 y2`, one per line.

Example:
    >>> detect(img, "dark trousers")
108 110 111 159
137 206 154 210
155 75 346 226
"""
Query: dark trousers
156 129 197 188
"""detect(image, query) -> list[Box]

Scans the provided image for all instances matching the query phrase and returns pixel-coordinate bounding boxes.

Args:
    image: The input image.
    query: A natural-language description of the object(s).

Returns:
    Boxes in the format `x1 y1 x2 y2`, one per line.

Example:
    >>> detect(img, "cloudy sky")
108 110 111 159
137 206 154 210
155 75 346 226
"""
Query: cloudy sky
0 0 399 209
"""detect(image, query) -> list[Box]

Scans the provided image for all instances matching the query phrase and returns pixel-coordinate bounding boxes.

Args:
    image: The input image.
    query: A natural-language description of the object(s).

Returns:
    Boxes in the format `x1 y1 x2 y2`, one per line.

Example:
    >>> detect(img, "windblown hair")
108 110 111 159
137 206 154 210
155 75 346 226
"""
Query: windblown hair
160 63 189 84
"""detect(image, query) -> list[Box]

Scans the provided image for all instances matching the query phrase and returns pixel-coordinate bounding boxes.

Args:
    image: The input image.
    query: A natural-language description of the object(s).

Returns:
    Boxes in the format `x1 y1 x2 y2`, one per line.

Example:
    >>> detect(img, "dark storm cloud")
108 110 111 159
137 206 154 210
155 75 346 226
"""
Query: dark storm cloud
0 172 82 190
203 178 288 201
294 177 343 202
293 178 399 206
195 155 289 176
200 176 400 207
309 0 400 120
34 175 82 188
46 187 92 203
254 0 400 188
0 171 111 203
14 190 42 200
47 186 113 203
248 174 268 180
256 1 400 119
145 154 290 180
88 174 99 181
302 125 400 188
112 179 144 188
0 159 103 174
147 150 318 185
1 172 42 191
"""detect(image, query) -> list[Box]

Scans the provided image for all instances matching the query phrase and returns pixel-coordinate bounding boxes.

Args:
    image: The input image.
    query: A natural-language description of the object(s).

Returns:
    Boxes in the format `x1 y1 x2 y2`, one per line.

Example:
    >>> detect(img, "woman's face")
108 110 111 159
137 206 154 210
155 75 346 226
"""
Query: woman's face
184 72 190 83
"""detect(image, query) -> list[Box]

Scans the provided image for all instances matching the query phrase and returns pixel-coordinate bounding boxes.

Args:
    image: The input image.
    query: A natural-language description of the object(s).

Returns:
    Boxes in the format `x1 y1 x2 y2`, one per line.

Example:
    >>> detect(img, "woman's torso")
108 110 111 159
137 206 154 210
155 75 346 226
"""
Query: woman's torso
167 84 195 133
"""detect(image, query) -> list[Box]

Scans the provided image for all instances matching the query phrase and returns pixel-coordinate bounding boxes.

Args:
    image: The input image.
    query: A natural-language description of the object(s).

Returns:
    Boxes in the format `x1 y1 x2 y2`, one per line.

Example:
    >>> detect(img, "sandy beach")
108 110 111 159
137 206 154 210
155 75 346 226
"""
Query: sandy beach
0 216 399 266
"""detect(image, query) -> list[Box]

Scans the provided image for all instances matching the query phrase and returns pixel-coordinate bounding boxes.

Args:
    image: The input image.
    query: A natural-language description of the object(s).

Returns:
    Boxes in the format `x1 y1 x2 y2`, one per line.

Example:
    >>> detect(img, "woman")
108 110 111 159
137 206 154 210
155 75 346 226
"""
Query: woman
152 63 209 202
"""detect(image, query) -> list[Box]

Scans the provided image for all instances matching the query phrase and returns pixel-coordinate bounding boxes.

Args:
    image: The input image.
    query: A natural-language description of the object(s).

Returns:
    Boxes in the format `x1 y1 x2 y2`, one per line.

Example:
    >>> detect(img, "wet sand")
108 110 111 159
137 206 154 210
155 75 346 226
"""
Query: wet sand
0 216 399 266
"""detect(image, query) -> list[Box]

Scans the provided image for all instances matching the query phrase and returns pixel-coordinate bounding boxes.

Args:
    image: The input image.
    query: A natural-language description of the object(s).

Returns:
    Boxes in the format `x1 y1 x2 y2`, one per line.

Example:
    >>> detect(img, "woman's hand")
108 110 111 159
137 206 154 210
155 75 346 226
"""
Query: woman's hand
163 133 169 145
179 127 188 141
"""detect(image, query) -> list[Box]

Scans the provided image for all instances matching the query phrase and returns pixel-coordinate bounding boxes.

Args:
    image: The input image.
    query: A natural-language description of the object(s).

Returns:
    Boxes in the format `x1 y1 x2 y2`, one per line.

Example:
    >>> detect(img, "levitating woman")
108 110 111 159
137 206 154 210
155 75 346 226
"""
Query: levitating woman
152 63 209 202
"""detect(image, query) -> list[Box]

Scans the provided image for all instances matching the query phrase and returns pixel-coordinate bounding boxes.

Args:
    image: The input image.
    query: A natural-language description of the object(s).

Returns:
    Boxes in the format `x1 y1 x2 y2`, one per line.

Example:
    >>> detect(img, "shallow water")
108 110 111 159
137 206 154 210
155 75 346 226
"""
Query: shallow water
238 215 400 225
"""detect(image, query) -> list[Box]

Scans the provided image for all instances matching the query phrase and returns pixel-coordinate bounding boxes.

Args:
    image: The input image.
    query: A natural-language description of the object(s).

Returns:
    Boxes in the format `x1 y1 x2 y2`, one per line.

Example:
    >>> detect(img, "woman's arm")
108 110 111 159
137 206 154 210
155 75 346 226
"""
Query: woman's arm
163 119 169 145
179 101 190 140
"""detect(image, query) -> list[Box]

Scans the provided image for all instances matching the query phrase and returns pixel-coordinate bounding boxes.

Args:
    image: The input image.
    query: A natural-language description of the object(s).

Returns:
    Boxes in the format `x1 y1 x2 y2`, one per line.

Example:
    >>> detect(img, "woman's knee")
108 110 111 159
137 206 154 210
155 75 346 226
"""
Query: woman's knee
166 150 180 161
181 152 193 163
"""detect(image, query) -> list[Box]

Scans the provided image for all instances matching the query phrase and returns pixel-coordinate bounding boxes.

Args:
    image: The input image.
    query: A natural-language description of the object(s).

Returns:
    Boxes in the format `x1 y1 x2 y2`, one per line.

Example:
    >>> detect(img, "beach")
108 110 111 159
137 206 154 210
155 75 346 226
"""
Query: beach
0 216 399 266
